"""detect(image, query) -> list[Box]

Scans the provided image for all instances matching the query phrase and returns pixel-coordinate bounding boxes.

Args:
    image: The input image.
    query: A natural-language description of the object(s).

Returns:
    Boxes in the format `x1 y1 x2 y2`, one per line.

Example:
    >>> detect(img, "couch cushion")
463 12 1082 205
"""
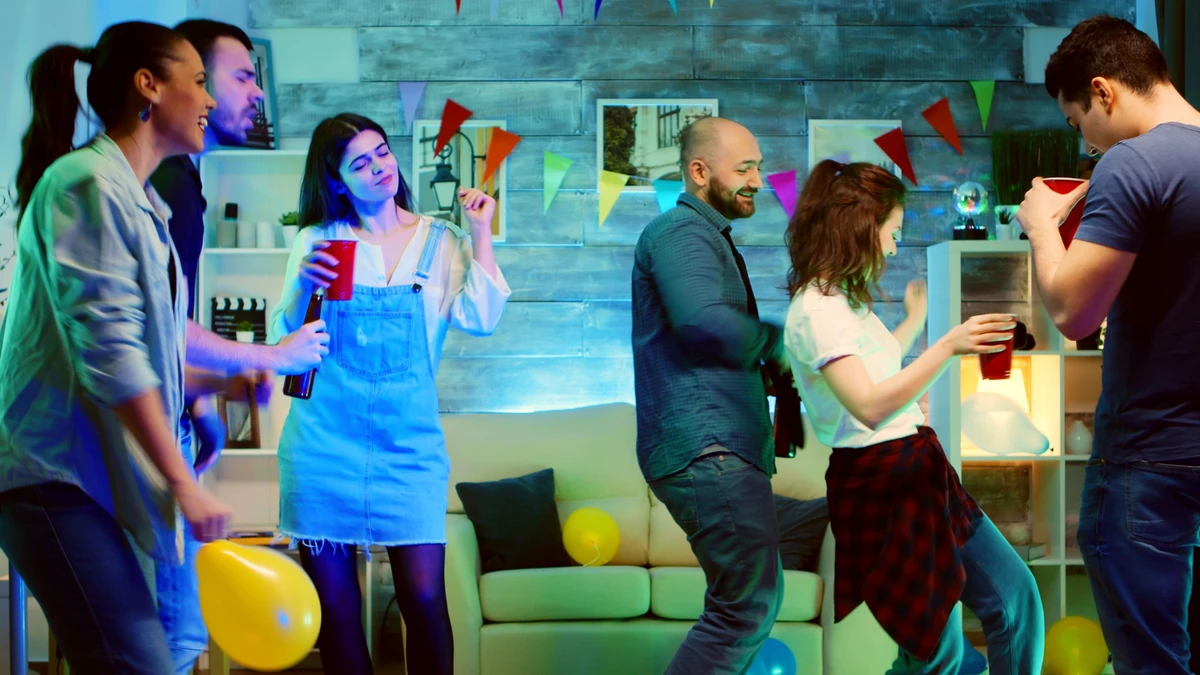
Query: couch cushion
455 468 574 573
443 404 650 566
649 567 822 622
480 566 650 622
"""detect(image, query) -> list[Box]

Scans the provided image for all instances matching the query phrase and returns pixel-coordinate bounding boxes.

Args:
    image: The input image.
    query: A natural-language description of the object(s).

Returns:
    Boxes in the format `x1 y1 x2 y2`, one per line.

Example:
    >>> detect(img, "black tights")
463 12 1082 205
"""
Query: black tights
299 542 453 675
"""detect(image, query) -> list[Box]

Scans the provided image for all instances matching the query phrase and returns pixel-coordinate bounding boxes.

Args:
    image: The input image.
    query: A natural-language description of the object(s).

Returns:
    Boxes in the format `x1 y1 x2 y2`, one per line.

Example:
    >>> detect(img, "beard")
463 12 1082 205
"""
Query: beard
210 106 253 146
705 176 756 220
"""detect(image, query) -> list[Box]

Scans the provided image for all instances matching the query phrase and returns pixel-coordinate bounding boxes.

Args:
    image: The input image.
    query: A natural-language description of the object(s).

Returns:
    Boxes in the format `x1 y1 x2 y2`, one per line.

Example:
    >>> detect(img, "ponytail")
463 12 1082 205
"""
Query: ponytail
16 44 90 217
15 22 184 222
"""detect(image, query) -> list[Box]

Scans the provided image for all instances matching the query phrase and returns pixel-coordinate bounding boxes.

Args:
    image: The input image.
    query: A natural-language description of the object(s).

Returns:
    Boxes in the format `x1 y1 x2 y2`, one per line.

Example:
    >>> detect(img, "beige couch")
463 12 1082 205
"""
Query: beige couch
439 403 899 675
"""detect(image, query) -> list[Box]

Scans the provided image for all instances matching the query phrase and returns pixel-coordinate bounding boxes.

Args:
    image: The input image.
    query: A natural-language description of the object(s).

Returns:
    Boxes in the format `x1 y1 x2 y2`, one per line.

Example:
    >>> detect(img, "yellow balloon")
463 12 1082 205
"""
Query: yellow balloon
197 541 322 672
1043 616 1108 675
562 507 620 566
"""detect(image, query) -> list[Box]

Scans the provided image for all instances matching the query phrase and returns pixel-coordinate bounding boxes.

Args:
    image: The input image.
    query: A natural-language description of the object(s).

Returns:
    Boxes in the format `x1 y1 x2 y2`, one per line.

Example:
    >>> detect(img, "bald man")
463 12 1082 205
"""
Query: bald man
631 117 785 674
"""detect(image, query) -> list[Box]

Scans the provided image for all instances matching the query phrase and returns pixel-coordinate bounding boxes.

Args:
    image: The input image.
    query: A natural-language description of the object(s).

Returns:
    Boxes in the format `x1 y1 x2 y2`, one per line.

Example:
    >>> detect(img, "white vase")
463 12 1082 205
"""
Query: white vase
281 224 300 247
255 221 276 248
216 219 237 248
1066 420 1093 456
236 221 256 248
236 330 255 344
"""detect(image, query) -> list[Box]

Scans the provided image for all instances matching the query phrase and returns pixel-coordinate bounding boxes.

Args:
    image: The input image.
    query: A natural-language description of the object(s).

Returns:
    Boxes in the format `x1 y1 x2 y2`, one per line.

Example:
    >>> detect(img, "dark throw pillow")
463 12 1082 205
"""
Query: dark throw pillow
774 494 830 572
455 468 574 574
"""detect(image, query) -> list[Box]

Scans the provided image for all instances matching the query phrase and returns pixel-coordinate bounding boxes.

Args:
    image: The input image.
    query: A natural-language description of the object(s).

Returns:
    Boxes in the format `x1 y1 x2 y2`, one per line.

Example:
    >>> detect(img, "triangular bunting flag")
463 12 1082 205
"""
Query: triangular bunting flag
921 97 963 154
598 171 629 226
491 0 499 18
710 0 714 6
557 0 563 17
873 128 918 186
481 128 522 184
455 0 461 14
970 80 996 131
398 82 425 134
434 100 473 156
653 180 683 213
667 0 677 15
544 152 574 213
594 0 603 19
766 170 799 220
832 151 851 164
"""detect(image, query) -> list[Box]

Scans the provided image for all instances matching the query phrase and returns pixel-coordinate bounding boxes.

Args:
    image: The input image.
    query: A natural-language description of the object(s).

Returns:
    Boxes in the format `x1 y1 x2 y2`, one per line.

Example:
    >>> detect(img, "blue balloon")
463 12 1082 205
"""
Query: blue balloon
960 634 987 675
749 638 796 675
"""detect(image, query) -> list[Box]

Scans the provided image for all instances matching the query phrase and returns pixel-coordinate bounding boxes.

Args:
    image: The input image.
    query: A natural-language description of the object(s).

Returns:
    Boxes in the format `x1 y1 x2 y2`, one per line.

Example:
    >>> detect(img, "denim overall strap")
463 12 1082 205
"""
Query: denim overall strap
411 221 448 293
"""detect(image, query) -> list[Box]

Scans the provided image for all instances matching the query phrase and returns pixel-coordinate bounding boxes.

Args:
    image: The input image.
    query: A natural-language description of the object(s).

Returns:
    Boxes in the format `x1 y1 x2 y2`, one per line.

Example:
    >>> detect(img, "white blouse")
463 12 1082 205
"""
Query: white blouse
268 217 512 374
784 284 924 449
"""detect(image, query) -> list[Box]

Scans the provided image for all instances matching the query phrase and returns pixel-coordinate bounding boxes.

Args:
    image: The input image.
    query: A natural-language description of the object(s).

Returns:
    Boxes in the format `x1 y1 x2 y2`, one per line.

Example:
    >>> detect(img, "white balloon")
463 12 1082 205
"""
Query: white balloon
961 391 1051 456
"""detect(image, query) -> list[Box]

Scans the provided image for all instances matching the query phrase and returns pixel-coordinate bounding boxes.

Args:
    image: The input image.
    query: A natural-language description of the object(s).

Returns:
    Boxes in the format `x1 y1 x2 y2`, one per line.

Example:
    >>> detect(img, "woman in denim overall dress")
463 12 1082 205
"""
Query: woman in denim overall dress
268 113 511 675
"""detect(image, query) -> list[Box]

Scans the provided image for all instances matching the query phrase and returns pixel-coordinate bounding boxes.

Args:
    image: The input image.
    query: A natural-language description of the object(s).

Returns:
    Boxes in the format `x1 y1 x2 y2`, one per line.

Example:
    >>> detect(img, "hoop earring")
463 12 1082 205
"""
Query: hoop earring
139 104 151 122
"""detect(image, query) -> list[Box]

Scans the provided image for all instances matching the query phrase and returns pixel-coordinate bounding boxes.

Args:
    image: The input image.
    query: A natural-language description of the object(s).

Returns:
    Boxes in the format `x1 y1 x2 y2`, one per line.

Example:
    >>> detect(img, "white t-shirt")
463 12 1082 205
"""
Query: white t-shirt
784 284 924 449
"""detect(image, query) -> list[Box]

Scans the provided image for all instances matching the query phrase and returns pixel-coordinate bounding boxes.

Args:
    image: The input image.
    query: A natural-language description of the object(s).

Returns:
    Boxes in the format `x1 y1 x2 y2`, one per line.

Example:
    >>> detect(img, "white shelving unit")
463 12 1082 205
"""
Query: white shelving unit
194 149 308 529
927 241 1110 669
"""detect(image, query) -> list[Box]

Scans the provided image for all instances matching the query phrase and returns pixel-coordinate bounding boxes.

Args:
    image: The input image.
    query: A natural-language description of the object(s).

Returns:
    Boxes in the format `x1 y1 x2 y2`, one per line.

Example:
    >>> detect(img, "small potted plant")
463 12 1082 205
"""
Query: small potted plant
279 210 300 247
235 320 256 344
995 206 1018 240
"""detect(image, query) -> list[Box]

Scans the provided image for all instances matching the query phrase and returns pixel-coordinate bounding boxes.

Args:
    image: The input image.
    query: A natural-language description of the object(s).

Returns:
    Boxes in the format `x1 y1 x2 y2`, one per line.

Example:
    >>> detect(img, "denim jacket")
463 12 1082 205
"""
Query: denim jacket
0 133 188 562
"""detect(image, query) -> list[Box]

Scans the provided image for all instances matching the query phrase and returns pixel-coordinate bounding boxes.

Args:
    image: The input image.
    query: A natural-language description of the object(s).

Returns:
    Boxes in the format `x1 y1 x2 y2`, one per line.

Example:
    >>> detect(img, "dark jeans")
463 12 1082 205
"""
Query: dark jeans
1078 460 1200 674
649 450 783 675
0 482 174 674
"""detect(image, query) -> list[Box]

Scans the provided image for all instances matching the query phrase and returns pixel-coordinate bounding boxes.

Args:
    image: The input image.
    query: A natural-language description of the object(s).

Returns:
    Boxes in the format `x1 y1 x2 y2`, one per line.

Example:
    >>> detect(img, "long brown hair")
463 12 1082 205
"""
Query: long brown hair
785 160 906 310
298 113 414 227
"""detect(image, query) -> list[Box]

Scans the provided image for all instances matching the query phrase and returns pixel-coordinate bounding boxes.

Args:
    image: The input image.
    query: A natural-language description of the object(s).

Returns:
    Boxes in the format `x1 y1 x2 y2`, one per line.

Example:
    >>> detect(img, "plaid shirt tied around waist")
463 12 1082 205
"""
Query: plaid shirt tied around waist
826 426 983 661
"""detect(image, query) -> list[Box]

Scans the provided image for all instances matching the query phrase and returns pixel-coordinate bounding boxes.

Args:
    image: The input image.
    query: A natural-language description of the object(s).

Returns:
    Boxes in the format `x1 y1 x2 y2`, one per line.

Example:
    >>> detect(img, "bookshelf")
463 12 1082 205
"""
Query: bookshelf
926 241 1111 671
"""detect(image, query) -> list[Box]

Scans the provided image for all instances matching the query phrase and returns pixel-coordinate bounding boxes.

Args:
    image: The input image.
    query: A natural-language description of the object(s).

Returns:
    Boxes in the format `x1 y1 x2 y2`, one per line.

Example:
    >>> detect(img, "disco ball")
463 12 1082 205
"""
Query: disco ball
953 181 989 217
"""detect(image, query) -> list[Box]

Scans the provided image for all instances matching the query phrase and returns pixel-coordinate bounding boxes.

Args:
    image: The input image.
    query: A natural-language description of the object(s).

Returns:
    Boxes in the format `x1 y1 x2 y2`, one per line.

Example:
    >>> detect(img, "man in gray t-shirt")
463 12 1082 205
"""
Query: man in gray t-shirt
1018 16 1200 674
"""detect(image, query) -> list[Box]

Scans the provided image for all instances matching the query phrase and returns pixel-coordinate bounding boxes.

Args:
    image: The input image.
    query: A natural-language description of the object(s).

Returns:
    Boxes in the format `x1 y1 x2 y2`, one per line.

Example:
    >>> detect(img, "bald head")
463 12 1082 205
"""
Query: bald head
677 116 763 220
679 116 753 168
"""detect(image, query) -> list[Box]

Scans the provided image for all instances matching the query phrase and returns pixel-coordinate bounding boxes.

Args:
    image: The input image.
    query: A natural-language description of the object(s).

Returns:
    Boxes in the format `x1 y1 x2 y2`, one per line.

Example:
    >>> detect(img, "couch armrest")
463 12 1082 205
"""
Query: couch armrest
446 514 483 675
817 523 899 673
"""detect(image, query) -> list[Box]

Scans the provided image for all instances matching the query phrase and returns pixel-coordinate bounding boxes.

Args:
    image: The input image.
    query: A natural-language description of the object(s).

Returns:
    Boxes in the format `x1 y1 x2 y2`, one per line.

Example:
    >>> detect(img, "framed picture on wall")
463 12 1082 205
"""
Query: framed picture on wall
411 120 507 242
242 37 280 150
807 119 903 179
597 98 718 192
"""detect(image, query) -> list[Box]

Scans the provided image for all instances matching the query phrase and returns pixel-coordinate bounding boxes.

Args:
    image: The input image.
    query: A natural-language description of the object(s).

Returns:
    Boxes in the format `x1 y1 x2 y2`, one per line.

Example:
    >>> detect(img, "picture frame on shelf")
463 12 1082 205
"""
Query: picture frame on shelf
241 37 280 150
412 119 507 242
807 119 903 179
596 98 718 192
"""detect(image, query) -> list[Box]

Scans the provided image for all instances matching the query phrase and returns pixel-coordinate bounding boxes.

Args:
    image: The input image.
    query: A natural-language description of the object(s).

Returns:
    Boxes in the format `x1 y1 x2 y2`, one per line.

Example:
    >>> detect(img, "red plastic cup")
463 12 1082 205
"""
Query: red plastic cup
1043 177 1088 248
979 330 1015 380
322 240 357 301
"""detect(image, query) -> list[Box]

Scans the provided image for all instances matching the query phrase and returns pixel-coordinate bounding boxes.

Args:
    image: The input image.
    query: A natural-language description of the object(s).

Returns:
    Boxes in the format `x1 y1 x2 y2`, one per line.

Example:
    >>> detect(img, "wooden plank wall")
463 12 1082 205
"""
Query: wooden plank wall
250 0 1132 413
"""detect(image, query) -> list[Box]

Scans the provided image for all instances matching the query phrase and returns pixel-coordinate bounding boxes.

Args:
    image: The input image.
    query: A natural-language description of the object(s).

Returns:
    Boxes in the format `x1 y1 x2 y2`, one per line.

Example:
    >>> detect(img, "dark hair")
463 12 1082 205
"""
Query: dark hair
16 22 185 214
298 113 414 226
785 160 907 310
1045 15 1170 109
173 19 253 66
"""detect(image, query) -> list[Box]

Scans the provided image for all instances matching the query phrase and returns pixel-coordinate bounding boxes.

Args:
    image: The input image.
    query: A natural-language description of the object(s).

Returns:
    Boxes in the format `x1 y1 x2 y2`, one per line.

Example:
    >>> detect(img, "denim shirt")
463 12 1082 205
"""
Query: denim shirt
631 193 780 482
0 134 188 562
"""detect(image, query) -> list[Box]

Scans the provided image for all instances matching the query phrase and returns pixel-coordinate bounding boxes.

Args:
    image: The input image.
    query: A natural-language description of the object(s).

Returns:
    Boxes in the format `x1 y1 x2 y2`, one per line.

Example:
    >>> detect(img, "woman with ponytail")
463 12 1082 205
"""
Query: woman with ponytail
781 160 1045 673
0 22 235 673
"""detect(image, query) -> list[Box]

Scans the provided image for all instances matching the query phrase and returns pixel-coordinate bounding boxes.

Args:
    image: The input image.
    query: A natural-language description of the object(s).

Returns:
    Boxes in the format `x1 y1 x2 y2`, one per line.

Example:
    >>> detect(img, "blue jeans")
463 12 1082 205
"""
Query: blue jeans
648 450 784 675
1078 459 1200 674
154 424 208 675
887 514 1045 674
0 482 175 674
155 527 206 674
